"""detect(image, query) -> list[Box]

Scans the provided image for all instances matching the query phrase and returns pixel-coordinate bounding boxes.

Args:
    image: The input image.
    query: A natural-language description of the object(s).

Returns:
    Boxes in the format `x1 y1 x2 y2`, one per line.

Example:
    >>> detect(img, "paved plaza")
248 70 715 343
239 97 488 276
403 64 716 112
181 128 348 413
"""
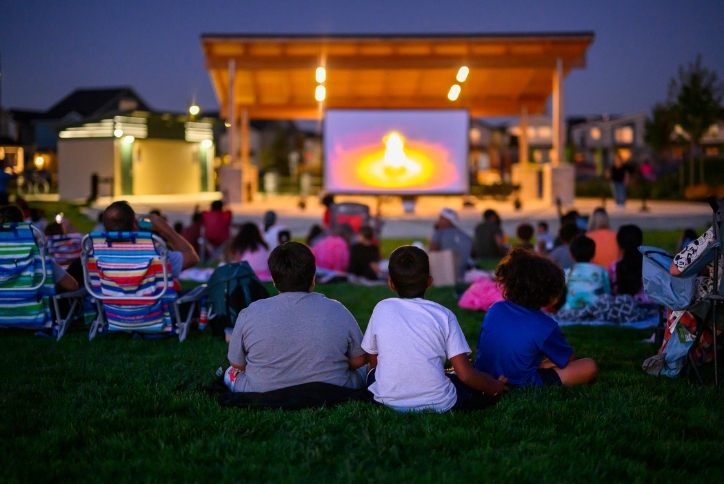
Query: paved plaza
88 194 713 240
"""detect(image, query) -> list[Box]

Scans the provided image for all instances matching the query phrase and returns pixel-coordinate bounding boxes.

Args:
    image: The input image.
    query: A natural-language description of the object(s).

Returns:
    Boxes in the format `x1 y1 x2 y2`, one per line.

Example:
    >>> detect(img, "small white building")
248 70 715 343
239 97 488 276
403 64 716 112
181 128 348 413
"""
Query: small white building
569 112 648 172
57 111 216 200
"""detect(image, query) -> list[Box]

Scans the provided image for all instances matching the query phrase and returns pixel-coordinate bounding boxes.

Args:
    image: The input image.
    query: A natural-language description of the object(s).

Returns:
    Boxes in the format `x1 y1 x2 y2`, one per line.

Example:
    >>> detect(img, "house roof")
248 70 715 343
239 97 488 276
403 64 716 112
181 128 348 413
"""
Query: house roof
201 32 594 119
44 87 152 120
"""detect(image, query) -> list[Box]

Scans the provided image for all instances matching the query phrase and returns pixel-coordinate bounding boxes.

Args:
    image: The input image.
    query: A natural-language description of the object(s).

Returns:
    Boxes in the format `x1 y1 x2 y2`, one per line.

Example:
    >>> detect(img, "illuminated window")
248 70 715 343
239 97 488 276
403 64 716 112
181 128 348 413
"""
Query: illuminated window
590 127 601 140
537 126 551 140
614 126 634 144
526 127 536 139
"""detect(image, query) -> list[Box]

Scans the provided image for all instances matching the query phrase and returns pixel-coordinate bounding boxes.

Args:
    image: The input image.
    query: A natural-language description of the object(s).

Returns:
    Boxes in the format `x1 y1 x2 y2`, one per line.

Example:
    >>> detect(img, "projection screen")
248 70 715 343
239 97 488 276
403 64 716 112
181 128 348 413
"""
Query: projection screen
323 109 469 194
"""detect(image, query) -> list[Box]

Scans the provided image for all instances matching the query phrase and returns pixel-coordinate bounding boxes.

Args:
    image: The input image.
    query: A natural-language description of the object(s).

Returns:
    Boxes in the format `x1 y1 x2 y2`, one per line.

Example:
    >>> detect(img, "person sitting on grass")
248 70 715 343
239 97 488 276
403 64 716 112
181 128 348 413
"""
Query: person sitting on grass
225 242 367 393
473 248 598 387
547 222 579 270
560 236 610 311
361 245 507 412
348 225 382 280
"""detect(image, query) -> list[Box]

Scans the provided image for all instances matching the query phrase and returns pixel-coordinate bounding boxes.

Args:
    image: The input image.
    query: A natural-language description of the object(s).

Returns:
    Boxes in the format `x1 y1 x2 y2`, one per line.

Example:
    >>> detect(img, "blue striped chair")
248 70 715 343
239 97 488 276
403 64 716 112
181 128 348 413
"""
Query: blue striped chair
0 223 86 339
81 232 203 341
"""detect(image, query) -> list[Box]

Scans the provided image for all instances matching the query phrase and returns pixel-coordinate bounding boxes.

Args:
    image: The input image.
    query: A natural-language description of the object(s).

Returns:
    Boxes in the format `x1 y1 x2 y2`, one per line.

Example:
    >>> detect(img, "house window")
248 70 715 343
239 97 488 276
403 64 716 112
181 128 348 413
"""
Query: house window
590 127 601 140
537 126 551 140
614 126 634 144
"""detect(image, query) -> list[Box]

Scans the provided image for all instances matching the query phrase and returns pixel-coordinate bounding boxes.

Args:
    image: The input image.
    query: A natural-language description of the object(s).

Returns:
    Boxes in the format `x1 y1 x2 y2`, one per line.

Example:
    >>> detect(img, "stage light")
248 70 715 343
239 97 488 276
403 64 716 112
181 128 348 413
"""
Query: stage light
315 85 326 102
201 139 213 149
122 135 135 144
224 122 231 128
189 104 200 116
448 84 461 101
114 129 123 137
34 156 44 168
456 66 469 83
316 67 326 83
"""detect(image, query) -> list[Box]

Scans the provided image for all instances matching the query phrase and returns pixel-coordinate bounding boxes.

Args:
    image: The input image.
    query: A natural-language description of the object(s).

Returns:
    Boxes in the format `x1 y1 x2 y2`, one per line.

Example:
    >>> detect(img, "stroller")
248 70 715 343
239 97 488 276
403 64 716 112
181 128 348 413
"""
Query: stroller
640 197 724 386
0 222 87 339
81 231 204 341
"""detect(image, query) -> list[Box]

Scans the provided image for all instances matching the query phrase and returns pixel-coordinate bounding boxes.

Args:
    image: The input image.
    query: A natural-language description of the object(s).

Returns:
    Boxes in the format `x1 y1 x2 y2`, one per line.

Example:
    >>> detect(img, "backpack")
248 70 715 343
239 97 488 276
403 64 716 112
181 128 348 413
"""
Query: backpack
639 246 700 310
206 261 270 335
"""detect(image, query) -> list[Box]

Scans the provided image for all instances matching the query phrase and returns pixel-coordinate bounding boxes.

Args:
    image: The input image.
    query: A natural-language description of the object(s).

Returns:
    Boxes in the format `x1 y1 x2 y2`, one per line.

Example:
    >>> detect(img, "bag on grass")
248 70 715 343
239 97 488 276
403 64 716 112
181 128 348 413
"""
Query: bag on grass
639 246 697 310
207 261 270 335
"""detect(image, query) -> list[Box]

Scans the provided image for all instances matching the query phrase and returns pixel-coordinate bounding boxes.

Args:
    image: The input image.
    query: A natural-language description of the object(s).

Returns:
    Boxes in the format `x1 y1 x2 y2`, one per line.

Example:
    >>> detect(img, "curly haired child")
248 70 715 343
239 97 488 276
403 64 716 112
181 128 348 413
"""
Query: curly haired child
473 248 598 387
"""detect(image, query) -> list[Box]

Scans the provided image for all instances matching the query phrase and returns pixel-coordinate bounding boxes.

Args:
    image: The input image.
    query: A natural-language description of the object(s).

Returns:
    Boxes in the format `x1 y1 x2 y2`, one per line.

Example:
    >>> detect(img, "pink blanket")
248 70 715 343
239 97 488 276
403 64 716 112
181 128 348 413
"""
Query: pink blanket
459 274 504 311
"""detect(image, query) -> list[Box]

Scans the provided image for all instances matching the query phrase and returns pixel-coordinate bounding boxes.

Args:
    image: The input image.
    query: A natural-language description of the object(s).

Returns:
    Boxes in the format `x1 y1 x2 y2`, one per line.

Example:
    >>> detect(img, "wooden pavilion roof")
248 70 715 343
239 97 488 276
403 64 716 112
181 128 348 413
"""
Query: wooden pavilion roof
201 33 594 119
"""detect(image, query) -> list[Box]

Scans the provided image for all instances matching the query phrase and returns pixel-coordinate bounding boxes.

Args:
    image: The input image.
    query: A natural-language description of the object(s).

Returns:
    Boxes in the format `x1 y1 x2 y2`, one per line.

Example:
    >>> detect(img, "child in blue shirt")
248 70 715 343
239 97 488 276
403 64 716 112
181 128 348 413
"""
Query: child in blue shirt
560 235 610 311
474 248 598 387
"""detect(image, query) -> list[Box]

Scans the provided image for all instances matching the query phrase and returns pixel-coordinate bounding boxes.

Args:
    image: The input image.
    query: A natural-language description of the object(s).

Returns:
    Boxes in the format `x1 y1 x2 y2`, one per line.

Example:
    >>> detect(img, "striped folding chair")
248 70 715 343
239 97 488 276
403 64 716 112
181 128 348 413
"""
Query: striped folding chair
46 233 83 269
81 231 201 341
0 223 86 339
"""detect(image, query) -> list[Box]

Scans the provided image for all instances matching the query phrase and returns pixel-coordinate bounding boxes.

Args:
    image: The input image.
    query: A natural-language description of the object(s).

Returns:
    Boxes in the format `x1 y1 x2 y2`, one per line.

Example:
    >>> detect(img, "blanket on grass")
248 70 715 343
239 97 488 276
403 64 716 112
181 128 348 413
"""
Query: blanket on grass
556 294 657 324
204 380 372 409
555 314 660 329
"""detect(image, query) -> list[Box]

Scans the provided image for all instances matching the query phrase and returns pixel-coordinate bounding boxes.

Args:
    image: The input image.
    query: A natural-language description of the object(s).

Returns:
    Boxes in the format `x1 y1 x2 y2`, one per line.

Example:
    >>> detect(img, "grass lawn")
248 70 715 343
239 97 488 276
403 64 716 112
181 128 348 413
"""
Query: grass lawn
1 281 723 483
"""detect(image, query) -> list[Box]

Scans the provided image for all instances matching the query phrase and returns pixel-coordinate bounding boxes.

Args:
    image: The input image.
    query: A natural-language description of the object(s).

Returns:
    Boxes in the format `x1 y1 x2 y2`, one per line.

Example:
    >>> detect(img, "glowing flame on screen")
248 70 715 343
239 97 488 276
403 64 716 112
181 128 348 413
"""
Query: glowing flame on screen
331 131 456 190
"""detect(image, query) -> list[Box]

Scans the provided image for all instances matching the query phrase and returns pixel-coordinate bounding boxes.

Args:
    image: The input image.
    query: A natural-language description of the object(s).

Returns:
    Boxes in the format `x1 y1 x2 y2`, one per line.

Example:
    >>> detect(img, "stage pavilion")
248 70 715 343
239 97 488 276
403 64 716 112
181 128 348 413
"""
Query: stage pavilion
201 32 594 205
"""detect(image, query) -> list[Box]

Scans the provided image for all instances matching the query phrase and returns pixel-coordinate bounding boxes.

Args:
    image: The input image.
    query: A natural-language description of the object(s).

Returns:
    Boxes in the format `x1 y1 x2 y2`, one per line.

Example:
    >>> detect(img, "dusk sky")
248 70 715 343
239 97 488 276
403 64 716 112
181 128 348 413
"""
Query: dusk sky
1 0 723 118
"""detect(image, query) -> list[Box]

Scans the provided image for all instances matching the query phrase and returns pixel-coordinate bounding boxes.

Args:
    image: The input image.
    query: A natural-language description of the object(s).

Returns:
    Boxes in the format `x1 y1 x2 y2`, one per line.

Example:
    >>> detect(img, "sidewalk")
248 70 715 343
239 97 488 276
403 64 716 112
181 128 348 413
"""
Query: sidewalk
89 194 712 239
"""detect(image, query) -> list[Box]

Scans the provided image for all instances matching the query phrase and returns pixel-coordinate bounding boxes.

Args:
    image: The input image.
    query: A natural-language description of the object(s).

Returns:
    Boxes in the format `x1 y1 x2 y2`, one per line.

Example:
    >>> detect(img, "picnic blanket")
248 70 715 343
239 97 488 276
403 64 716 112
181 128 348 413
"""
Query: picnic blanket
555 314 660 329
556 294 657 324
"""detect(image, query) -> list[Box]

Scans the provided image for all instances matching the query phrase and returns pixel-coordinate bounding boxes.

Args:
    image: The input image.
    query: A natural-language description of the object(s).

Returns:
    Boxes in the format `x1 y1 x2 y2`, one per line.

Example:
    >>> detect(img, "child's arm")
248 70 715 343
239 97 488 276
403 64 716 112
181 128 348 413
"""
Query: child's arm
450 354 508 397
368 353 378 370
229 361 246 371
348 353 368 370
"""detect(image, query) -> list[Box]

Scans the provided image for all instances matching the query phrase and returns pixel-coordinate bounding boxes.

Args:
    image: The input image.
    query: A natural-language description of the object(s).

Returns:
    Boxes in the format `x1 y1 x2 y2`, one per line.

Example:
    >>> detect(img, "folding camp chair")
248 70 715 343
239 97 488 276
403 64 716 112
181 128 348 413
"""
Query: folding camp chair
0 222 87 339
46 233 83 269
640 196 724 386
81 231 203 342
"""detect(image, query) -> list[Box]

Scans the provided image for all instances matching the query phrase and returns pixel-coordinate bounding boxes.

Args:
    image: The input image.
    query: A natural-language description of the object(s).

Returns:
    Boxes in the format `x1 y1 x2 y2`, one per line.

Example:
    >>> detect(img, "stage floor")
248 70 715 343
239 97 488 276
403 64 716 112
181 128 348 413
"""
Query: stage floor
88 194 712 240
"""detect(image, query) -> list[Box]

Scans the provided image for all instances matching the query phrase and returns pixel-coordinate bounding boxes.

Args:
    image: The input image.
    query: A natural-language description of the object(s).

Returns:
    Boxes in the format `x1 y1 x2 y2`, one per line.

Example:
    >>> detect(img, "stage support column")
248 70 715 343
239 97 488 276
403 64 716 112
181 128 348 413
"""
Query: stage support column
519 106 529 164
545 57 575 205
228 59 237 165
240 108 258 203
512 106 543 203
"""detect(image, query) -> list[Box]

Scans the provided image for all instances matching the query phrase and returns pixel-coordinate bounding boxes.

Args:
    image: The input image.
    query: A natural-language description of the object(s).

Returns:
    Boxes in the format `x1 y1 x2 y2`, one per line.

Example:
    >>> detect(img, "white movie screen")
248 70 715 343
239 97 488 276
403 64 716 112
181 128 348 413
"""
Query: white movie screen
323 109 469 194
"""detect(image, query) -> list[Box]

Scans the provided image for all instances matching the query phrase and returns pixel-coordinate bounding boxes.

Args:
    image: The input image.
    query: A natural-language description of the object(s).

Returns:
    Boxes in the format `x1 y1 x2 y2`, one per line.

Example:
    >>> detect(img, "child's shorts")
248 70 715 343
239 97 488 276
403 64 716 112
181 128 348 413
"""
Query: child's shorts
536 367 563 386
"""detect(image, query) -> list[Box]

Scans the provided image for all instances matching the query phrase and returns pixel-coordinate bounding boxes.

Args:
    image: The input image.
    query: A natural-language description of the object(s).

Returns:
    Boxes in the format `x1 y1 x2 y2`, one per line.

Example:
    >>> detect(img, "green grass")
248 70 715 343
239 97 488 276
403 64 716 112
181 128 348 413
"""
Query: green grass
1 282 723 483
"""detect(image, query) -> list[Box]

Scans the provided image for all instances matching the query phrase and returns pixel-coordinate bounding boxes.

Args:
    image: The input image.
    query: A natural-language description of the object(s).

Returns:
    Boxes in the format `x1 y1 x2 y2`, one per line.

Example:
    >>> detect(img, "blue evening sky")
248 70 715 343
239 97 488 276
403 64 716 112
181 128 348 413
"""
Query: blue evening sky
1 0 722 117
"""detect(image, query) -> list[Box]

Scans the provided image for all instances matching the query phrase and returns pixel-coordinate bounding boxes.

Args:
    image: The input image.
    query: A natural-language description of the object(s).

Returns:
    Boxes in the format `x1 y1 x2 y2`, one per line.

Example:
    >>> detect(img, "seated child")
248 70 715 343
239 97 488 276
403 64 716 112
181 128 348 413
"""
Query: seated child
348 225 382 280
515 223 535 250
547 222 579 270
474 248 598 387
361 246 507 412
609 224 646 299
535 221 554 254
560 236 610 311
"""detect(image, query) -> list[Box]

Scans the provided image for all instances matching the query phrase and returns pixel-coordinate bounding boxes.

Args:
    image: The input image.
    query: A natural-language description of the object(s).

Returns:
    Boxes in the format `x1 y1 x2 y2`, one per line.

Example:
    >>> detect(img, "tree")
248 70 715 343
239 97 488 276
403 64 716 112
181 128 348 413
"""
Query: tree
645 103 675 154
667 55 724 185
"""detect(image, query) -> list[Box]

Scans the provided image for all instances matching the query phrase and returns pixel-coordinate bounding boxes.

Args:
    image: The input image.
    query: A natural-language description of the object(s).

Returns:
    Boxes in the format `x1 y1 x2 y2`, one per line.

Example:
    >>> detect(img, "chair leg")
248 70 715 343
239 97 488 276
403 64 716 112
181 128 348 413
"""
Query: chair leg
89 299 105 341
713 302 719 388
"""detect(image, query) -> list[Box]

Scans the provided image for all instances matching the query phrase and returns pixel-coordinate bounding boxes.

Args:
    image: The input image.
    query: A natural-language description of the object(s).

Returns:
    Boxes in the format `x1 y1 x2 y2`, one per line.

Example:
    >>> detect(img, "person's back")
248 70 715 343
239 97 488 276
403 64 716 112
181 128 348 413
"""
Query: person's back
362 245 506 412
433 226 473 277
474 217 505 259
203 201 232 247
229 292 362 392
226 242 366 393
587 228 618 269
561 236 610 311
547 222 579 270
311 225 353 272
474 248 598 388
348 225 381 280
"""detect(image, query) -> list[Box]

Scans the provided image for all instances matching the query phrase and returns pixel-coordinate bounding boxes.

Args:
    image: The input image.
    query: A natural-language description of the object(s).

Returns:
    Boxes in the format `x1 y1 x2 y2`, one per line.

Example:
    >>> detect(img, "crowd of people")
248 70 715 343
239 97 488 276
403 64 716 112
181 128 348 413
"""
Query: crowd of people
0 195 710 411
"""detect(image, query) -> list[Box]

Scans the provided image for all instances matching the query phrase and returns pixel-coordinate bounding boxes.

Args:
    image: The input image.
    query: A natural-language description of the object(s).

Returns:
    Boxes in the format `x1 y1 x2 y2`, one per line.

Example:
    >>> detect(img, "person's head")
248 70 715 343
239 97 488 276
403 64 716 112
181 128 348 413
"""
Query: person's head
277 229 291 245
102 201 137 231
231 222 268 254
150 209 162 217
560 210 579 226
321 194 335 208
614 153 624 167
483 209 501 226
437 208 459 229
211 200 224 211
616 224 644 295
334 222 354 243
306 224 324 246
558 222 580 245
588 207 609 231
569 235 596 263
268 241 316 292
358 225 375 243
191 211 203 224
537 221 549 234
388 245 431 299
263 210 277 231
173 222 183 234
495 248 566 309
516 223 534 243
0 205 25 224
681 228 697 245
44 222 65 236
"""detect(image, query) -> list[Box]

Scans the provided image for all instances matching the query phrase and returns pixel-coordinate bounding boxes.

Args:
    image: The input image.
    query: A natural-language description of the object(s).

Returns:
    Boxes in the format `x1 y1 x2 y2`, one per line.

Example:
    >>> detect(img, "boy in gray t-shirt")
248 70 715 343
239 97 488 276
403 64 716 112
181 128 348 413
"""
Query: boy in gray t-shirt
225 242 367 393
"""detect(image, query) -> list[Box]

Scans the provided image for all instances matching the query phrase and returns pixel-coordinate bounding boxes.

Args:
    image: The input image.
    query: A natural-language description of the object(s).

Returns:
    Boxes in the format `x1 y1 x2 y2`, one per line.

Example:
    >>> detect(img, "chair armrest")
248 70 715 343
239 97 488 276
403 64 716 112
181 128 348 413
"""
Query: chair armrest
176 284 207 304
54 287 89 300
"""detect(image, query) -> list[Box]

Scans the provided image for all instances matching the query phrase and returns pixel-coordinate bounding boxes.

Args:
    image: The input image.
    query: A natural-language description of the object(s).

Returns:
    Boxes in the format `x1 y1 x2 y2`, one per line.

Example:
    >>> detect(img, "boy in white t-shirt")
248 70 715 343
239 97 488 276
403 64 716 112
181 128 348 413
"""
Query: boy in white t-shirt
361 246 507 412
